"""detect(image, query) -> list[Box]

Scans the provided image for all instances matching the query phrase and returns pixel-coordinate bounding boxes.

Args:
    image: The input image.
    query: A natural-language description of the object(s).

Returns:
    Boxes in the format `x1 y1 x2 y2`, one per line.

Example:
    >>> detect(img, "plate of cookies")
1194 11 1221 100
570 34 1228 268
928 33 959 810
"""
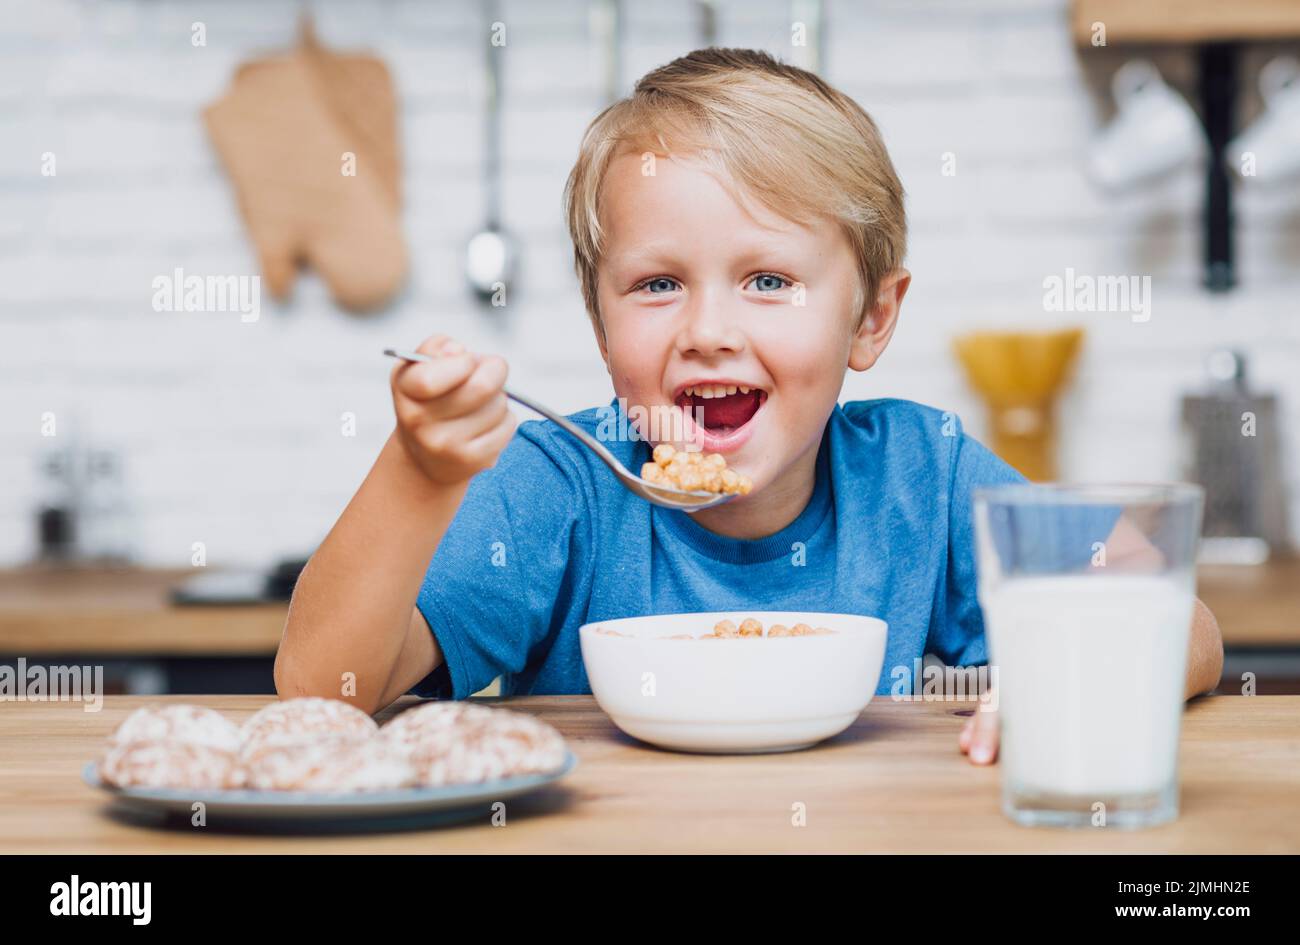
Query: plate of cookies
84 698 576 828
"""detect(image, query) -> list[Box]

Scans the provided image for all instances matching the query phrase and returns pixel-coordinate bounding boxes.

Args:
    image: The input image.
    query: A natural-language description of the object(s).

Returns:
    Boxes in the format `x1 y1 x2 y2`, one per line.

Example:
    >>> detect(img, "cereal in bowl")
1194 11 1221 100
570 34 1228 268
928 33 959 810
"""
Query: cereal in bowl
640 444 752 496
695 617 835 639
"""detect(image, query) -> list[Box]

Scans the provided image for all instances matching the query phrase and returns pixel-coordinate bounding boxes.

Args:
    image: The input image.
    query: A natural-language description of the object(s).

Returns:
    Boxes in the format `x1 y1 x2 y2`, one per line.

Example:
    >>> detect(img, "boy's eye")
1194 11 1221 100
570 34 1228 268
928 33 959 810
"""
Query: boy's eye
636 277 680 294
747 273 791 292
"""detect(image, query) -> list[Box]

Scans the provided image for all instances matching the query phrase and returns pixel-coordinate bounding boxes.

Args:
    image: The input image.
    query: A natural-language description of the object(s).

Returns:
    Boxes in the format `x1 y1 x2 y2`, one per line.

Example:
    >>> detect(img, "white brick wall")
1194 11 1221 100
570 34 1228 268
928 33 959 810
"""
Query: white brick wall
2 0 1298 567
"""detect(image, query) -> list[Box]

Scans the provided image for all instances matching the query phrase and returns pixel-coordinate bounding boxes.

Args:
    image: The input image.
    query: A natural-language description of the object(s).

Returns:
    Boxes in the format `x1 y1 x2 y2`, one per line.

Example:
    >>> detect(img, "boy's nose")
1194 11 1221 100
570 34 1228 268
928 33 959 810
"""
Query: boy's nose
674 288 746 357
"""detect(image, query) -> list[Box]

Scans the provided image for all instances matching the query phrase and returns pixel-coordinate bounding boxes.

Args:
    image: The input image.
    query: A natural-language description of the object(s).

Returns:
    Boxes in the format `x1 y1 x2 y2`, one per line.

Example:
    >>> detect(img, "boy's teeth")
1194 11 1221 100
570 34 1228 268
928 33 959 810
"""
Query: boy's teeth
685 383 749 399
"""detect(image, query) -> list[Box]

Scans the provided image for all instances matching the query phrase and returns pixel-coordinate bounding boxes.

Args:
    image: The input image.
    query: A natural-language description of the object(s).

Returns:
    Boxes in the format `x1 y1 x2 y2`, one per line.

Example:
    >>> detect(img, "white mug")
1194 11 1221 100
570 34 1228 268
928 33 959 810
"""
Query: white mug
1088 60 1206 190
1230 56 1300 183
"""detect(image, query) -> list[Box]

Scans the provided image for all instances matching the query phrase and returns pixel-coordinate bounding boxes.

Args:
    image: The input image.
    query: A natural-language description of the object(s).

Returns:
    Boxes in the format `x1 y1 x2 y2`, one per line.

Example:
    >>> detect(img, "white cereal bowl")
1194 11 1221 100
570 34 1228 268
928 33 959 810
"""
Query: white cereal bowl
578 612 888 754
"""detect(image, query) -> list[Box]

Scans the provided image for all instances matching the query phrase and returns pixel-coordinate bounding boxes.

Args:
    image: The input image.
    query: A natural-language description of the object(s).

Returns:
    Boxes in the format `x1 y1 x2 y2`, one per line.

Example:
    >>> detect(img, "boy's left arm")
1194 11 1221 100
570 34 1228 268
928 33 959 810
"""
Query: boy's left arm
1184 597 1225 698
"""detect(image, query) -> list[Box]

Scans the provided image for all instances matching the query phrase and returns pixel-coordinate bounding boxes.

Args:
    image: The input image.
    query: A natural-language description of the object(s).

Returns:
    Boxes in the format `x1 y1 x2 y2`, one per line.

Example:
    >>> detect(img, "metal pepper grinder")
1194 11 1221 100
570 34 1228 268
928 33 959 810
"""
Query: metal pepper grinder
1179 349 1290 564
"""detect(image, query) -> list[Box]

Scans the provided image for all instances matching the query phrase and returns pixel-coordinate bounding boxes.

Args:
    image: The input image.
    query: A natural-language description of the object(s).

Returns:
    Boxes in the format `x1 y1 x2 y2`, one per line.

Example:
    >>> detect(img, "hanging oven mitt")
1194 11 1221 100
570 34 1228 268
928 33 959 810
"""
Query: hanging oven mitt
203 19 406 312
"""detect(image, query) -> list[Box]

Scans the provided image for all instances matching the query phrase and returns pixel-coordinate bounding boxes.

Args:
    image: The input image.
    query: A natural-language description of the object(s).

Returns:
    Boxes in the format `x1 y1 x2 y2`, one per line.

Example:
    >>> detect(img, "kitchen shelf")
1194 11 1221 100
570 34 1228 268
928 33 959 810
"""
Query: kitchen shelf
1069 1 1300 291
1072 0 1300 45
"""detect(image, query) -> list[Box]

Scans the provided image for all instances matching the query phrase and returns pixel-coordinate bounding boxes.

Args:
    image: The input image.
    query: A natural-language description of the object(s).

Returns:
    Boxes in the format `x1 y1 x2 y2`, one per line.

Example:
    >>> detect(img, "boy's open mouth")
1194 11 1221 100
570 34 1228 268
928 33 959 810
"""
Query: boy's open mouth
674 383 767 437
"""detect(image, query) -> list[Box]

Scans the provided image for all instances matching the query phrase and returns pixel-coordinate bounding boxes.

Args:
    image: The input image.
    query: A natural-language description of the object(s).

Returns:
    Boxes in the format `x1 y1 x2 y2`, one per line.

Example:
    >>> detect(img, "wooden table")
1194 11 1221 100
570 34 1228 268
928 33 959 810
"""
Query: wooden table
2 694 1297 853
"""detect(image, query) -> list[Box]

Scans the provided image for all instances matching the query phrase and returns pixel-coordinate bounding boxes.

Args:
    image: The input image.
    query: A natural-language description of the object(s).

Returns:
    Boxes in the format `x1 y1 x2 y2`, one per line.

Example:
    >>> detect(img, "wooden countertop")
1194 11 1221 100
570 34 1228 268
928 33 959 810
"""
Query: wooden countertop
2 561 1297 656
2 694 1297 853
0 568 285 656
1197 558 1300 648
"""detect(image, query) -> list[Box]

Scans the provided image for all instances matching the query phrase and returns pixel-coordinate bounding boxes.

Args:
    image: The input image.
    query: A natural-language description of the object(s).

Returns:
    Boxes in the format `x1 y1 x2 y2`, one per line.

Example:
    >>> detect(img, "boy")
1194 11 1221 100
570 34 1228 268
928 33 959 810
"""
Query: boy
276 49 1224 765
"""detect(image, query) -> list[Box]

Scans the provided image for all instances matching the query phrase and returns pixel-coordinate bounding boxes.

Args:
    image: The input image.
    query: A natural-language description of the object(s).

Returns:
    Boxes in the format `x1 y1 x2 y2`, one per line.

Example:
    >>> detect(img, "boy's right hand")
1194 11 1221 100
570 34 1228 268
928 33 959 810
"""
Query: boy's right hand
391 336 517 486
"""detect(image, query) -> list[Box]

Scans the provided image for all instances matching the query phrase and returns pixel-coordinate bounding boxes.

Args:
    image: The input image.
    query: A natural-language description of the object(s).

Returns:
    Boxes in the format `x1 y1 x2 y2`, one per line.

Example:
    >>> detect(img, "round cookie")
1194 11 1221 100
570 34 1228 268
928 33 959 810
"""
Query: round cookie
418 712 567 787
239 697 377 755
100 739 243 790
109 704 241 752
378 701 499 754
381 703 567 787
241 737 414 792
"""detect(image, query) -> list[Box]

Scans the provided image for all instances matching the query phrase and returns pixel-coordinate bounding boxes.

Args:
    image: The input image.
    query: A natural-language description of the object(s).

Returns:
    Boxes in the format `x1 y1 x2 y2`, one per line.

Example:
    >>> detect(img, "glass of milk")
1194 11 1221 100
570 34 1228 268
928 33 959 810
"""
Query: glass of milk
973 483 1203 829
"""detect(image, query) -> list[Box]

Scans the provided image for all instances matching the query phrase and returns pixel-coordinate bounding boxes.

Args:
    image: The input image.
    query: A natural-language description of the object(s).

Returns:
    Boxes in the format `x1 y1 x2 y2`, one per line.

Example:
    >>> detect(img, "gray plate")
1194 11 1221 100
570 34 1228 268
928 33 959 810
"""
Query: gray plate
82 752 577 832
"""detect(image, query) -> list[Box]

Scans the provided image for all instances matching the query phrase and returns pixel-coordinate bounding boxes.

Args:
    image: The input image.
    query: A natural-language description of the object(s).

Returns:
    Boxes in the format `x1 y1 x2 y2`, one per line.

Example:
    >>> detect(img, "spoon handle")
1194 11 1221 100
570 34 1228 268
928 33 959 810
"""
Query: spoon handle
382 348 631 481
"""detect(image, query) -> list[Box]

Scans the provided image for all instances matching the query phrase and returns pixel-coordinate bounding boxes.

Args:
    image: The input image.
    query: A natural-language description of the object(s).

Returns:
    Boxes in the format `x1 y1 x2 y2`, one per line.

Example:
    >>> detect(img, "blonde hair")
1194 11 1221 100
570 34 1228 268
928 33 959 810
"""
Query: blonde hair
564 47 906 331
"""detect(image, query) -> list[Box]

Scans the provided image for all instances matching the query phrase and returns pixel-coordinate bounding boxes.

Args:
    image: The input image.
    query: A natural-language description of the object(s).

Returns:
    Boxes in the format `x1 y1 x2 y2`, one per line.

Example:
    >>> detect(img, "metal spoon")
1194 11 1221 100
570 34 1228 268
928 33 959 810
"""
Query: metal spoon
383 349 737 512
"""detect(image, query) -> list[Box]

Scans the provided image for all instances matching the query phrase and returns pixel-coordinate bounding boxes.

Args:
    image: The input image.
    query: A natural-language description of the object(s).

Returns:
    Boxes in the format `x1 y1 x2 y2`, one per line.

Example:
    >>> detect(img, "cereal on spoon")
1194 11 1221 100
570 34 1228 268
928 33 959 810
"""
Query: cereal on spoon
640 444 752 496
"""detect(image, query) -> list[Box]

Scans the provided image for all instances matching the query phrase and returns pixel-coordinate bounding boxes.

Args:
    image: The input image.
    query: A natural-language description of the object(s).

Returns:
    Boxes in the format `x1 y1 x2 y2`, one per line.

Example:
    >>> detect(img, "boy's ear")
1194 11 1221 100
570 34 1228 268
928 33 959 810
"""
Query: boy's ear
848 268 910 372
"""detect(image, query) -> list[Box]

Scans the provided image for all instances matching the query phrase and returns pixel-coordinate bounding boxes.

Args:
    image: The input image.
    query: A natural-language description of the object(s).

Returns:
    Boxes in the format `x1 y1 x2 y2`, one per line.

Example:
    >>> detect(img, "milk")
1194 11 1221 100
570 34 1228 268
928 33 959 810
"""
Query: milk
981 575 1194 798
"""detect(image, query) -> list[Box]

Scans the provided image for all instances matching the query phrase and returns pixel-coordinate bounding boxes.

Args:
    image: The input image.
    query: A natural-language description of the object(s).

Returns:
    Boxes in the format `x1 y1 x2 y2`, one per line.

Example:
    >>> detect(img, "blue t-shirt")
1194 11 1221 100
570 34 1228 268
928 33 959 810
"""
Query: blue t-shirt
411 397 1028 700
